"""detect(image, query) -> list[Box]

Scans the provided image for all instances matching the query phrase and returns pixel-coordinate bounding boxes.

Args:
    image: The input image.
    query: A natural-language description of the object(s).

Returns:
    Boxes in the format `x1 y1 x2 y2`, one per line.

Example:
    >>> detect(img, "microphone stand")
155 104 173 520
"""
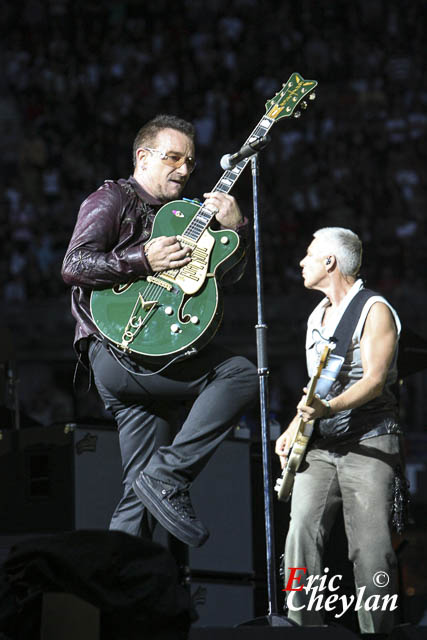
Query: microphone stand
238 152 294 627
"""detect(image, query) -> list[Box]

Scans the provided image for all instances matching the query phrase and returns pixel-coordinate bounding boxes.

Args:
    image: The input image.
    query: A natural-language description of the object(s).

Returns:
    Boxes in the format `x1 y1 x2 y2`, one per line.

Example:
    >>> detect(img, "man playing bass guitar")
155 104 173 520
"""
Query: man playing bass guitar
62 114 258 548
275 227 405 634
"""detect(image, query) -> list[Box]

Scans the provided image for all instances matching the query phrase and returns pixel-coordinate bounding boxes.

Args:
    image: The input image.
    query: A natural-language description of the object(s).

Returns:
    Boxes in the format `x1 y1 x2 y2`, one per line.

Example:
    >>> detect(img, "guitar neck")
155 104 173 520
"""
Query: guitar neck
305 374 320 406
212 116 276 194
293 374 318 438
182 72 318 242
183 115 276 241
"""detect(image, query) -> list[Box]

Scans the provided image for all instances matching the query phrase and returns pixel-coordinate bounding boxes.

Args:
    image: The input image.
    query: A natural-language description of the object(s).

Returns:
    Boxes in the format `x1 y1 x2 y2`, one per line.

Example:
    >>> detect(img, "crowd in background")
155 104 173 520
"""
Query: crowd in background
1 0 427 427
2 0 426 304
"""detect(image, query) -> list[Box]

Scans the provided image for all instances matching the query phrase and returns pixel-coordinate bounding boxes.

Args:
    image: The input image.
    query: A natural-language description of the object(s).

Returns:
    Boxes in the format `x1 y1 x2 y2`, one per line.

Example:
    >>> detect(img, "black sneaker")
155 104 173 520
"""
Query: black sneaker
133 472 209 547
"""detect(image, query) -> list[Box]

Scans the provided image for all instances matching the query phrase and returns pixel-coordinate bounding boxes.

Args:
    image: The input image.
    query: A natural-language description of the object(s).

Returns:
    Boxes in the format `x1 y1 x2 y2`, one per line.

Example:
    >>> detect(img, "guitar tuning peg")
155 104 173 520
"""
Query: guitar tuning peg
300 101 308 110
294 111 301 118
309 92 316 100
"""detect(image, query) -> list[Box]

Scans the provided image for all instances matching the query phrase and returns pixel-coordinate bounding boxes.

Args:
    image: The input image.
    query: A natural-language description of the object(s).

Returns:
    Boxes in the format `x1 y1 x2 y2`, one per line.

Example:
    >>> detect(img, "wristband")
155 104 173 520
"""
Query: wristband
322 399 332 418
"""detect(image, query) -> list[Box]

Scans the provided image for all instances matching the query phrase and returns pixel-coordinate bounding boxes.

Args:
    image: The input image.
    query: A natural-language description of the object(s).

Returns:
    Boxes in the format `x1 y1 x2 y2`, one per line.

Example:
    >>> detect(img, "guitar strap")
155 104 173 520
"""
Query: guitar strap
331 288 376 357
315 288 376 398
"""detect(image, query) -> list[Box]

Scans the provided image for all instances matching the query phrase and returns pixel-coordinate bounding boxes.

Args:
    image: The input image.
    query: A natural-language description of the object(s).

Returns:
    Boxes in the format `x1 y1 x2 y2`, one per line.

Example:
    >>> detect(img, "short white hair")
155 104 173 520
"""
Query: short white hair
313 227 362 277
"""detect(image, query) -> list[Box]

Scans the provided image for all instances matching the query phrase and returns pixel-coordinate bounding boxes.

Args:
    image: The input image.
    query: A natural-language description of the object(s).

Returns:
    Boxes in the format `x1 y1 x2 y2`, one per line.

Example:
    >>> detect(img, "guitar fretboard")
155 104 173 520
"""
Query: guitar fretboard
183 115 276 241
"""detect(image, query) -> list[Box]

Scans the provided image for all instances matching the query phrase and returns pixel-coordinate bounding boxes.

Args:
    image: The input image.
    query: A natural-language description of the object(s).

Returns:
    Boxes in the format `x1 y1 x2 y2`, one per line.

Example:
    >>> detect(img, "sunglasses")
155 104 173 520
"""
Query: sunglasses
143 147 196 173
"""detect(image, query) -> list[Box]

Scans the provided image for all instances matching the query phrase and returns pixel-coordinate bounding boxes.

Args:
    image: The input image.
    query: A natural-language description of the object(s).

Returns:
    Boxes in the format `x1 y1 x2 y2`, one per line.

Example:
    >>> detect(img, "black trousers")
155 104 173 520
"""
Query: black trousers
89 339 258 537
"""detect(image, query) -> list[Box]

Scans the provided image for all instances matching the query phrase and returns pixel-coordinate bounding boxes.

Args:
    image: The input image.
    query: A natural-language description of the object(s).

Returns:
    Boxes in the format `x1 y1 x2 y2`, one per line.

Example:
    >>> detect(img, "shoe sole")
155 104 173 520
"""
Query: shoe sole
133 474 209 547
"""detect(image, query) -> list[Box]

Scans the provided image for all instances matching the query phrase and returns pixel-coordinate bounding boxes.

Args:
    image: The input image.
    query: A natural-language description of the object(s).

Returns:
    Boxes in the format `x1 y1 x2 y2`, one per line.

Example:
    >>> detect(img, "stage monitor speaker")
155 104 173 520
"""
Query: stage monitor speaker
153 438 253 576
189 438 253 575
0 426 253 578
0 424 122 533
152 438 254 628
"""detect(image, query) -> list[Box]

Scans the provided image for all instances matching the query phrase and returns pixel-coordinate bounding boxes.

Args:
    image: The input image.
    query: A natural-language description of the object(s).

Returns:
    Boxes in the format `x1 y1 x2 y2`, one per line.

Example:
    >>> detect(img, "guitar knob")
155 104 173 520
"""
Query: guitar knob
309 92 316 100
220 236 229 245
190 316 199 325
164 306 174 315
170 324 180 333
294 111 301 118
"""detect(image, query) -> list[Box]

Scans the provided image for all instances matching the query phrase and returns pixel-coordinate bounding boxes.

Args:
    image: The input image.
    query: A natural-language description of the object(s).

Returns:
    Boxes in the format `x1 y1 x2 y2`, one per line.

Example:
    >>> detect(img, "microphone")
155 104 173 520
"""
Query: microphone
220 134 271 170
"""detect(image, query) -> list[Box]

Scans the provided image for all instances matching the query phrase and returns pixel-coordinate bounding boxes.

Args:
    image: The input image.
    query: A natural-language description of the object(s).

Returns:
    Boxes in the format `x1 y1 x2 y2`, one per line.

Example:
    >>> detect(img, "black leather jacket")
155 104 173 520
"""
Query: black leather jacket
62 176 249 351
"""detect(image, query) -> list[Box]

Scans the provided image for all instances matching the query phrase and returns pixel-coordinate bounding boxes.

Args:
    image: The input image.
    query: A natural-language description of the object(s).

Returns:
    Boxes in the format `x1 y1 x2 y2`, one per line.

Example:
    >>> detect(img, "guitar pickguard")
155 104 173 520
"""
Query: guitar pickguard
161 230 215 295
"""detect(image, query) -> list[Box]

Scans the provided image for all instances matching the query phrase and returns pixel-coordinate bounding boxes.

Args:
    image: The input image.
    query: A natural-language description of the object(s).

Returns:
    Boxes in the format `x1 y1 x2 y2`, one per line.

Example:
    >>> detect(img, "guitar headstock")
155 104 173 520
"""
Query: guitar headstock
265 72 318 121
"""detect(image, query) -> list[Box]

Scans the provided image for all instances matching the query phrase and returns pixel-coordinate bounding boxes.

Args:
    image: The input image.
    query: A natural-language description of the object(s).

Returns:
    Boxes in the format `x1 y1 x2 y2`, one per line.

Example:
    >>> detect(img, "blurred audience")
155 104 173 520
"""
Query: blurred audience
1 1 426 311
1 0 427 426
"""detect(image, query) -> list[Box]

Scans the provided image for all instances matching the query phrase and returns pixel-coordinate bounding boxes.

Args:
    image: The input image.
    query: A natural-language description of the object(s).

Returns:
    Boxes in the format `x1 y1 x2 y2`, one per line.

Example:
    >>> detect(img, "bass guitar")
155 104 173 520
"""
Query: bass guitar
90 72 317 359
275 343 333 502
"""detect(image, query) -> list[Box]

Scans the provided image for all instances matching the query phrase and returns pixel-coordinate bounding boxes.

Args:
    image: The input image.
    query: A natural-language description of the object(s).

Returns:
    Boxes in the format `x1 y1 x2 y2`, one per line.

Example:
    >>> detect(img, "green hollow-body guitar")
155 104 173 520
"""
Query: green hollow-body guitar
90 72 318 359
90 204 242 358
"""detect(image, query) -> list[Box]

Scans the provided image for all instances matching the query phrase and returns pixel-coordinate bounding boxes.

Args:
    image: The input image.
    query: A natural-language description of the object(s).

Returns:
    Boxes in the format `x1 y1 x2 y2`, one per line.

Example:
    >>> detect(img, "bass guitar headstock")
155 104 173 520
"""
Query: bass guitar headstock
265 72 318 121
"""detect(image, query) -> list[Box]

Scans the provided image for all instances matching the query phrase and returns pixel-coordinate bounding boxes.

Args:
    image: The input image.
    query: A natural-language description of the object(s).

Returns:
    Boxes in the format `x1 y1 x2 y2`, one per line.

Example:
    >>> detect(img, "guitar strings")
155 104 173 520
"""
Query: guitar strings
126 156 255 333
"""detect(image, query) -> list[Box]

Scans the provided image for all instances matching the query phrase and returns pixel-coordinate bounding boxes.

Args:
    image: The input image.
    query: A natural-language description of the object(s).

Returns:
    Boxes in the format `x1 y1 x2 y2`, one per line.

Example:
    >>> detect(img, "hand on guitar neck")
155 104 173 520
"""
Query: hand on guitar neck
296 387 331 423
203 191 243 230
144 191 242 273
90 73 318 360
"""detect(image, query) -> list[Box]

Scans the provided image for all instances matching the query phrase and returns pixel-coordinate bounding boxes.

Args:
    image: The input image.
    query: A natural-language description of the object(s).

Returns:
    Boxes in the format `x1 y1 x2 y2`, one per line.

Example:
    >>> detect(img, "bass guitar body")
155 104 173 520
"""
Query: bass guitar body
275 421 314 502
90 200 243 358
275 342 333 502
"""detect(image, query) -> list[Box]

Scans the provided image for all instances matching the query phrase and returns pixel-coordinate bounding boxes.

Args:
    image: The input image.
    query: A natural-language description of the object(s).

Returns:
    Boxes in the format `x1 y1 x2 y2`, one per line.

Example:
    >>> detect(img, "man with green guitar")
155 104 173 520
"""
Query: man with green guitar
62 114 258 547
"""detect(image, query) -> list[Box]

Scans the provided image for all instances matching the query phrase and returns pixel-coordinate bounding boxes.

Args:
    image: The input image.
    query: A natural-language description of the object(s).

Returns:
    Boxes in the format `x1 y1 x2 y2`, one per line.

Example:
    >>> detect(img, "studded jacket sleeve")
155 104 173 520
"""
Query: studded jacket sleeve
61 180 153 289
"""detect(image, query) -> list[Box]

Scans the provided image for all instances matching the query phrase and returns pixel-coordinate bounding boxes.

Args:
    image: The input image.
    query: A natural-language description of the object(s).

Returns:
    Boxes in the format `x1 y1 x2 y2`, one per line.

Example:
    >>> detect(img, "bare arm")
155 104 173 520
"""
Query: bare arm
297 302 398 421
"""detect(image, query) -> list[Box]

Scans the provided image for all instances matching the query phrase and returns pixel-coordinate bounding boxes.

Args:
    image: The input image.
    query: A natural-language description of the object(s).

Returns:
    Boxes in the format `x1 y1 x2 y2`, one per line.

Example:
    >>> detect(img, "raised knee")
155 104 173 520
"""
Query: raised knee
230 357 258 386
